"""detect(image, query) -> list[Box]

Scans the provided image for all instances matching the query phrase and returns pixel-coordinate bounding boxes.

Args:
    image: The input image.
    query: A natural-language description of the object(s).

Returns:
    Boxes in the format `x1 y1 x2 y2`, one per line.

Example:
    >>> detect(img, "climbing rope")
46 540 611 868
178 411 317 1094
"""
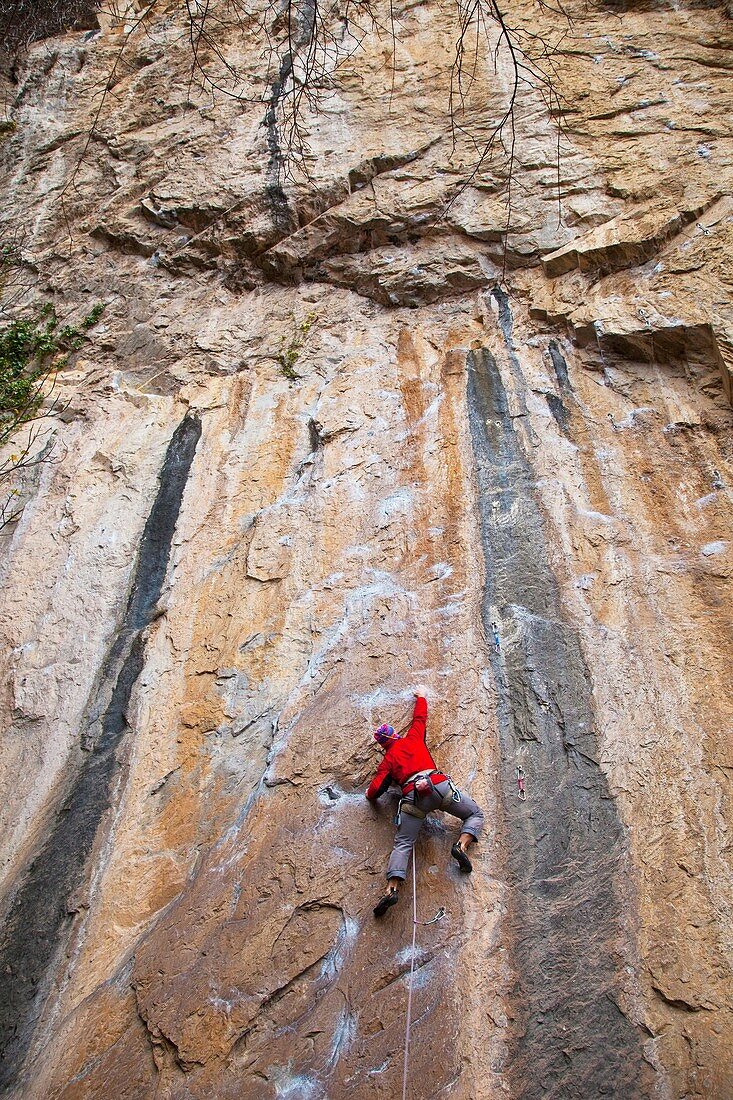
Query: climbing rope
401 853 446 1100
401 858 418 1100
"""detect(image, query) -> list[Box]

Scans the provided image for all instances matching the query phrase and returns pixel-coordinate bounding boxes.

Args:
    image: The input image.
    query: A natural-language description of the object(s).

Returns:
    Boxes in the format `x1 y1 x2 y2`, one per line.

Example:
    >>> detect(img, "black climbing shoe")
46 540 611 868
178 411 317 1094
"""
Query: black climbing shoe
374 890 399 917
451 842 473 873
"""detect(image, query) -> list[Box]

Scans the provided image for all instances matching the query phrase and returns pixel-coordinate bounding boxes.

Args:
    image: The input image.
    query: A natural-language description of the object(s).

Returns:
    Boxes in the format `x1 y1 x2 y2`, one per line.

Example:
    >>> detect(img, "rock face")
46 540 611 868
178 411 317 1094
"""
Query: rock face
0 2 731 1098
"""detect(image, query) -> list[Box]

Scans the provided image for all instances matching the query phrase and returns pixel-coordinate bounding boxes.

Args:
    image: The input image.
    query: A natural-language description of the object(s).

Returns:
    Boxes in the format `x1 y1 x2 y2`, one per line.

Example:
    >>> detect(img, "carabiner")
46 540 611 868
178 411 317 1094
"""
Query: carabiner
416 905 446 927
516 765 527 801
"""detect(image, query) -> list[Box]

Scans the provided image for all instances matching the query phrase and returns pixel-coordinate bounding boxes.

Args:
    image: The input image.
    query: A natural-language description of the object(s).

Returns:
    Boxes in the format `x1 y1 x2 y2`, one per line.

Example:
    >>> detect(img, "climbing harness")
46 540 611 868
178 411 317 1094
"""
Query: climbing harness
414 773 436 798
516 765 526 801
395 775 461 826
402 769 445 797
402 770 462 806
401 852 446 1100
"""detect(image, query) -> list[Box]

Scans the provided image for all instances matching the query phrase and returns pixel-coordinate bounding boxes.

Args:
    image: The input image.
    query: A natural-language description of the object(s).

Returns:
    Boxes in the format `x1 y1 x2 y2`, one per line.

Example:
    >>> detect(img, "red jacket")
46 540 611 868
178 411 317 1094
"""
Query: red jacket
366 697 437 800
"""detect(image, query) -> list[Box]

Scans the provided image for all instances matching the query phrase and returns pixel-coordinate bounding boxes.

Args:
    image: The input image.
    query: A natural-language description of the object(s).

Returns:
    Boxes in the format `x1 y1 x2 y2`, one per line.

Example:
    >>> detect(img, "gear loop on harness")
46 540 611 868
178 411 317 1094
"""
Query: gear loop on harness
395 797 426 827
445 776 462 807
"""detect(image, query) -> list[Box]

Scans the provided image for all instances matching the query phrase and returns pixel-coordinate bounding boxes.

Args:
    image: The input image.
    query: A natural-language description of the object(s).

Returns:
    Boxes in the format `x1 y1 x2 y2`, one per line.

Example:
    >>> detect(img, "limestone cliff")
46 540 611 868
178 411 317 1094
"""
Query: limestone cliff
0 1 731 1097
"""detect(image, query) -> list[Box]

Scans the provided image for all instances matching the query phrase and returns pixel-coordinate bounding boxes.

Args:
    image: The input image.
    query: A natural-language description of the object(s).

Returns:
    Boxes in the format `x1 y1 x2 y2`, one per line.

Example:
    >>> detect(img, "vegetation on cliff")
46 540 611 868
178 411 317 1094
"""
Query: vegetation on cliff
0 296 103 526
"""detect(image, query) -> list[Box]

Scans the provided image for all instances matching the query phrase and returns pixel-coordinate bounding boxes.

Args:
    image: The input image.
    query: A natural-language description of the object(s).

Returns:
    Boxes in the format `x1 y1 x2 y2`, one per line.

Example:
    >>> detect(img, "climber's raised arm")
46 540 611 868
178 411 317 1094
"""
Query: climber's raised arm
405 688 428 743
366 689 429 800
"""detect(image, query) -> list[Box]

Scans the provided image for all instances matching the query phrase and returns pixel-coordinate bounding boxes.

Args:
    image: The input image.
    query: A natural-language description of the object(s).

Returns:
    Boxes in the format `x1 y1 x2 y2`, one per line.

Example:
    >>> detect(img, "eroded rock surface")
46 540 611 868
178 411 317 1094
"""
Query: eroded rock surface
0 2 731 1098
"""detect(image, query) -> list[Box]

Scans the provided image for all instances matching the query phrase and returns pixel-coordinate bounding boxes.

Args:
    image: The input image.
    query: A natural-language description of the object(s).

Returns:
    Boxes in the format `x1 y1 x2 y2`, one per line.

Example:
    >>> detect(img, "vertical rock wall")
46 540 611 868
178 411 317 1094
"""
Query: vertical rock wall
0 1 731 1097
468 339 650 1096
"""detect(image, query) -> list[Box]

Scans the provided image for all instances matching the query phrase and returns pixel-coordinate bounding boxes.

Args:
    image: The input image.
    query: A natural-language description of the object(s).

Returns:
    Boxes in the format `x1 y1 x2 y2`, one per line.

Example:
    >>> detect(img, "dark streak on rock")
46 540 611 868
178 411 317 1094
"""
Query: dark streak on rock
264 0 316 234
308 417 322 453
546 391 570 435
466 347 652 1099
0 413 201 1093
264 50 295 235
548 340 571 391
490 287 534 437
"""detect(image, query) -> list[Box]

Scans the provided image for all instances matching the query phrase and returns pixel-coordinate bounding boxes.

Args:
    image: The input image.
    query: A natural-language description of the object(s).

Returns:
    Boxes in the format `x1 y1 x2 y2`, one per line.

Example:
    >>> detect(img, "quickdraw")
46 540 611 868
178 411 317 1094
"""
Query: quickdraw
516 765 526 801
417 905 445 927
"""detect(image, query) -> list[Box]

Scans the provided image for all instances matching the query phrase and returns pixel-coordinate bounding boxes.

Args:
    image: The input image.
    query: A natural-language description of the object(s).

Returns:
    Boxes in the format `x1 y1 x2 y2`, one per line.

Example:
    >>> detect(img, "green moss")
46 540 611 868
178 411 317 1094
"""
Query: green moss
276 311 317 382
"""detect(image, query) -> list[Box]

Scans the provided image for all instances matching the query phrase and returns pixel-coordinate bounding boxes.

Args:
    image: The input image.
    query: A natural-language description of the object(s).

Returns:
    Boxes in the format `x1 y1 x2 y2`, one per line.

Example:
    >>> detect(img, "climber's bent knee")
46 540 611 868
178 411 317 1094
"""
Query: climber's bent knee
445 786 484 841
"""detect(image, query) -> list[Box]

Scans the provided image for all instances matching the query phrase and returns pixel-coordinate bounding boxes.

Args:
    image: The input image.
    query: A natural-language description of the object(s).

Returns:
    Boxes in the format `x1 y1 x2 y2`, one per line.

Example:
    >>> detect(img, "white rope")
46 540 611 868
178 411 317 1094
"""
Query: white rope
401 853 418 1100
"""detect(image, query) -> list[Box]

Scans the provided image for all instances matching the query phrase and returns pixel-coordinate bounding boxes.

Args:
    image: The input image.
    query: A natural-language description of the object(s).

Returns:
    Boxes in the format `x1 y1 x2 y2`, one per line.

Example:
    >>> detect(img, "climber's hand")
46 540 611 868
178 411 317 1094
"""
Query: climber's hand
412 684 429 699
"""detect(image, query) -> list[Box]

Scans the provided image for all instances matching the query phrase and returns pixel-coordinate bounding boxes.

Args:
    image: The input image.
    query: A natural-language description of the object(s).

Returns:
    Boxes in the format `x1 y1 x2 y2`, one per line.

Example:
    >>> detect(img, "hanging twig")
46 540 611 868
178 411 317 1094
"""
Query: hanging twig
8 0 571 275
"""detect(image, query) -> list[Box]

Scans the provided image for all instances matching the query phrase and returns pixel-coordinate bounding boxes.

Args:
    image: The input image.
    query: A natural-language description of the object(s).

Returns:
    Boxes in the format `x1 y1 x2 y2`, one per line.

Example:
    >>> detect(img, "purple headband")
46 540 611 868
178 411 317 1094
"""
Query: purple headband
374 723 398 747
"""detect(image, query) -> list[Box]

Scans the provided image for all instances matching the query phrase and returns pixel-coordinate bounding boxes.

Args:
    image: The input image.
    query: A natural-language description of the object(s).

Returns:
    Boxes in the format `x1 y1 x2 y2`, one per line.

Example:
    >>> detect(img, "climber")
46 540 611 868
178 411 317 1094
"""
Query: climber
366 688 484 917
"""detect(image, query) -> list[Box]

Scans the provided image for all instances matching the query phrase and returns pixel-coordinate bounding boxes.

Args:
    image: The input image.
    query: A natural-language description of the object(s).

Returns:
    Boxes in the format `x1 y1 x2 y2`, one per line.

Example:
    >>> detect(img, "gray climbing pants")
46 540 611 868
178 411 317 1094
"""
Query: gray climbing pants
386 779 484 881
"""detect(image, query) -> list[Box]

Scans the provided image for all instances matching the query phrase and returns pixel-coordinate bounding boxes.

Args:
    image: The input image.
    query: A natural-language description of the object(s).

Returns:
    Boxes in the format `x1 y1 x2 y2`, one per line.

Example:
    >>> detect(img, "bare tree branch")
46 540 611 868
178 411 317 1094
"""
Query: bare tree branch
5 0 571 277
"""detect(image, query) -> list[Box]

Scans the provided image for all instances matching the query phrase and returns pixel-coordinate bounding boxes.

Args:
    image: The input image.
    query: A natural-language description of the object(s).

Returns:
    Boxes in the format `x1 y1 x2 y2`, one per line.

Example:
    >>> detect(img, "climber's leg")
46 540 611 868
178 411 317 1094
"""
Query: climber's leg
434 781 484 873
386 808 424 881
375 812 423 917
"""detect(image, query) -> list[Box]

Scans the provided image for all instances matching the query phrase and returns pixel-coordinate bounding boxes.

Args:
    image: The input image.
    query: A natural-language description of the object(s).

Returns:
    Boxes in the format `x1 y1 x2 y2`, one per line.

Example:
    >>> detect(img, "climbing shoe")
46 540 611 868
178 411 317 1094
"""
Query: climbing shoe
451 842 473 873
373 889 399 917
